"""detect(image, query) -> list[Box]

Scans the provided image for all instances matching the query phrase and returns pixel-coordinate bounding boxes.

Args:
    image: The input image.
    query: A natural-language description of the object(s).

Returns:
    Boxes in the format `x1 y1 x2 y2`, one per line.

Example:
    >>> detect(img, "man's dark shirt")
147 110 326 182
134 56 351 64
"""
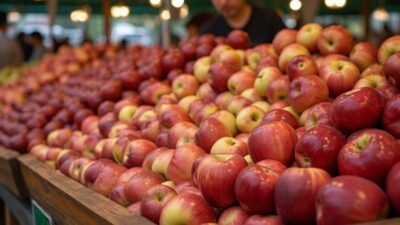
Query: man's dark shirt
200 7 286 46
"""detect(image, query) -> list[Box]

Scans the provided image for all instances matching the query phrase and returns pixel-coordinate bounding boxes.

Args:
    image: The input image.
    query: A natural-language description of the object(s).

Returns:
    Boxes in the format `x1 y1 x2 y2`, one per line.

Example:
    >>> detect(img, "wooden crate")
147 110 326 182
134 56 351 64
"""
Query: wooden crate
0 146 28 199
18 154 154 225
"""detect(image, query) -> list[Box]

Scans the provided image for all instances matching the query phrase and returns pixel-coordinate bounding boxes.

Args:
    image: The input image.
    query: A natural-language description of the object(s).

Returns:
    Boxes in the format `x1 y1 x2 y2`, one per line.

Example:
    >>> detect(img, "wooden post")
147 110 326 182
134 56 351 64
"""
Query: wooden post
47 0 58 51
160 0 171 49
102 0 111 43
361 0 370 41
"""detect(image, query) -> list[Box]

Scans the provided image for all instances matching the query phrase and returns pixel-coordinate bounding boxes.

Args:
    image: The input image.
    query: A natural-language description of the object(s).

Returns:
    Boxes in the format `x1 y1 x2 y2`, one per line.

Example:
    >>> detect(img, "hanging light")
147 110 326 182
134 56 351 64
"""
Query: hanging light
70 7 90 22
160 9 171 20
149 0 161 8
324 0 347 9
8 11 21 23
289 0 302 11
111 3 130 18
172 0 184 8
373 7 389 21
180 4 189 18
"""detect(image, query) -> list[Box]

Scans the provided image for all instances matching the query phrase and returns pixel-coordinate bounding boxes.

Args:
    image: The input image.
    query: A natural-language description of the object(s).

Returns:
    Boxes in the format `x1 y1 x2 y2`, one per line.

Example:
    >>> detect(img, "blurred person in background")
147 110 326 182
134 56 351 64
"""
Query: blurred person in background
17 32 33 62
0 11 23 69
29 31 47 62
186 12 214 38
200 0 285 46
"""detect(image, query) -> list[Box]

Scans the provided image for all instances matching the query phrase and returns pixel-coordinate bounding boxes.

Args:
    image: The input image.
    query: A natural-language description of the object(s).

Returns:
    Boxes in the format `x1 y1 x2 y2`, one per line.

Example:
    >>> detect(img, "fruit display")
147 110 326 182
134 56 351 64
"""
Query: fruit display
0 66 25 85
0 23 400 225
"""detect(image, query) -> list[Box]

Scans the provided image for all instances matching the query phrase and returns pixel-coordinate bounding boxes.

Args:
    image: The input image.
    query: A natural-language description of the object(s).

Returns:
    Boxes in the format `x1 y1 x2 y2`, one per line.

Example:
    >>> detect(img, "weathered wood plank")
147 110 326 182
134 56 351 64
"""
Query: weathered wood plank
0 147 27 199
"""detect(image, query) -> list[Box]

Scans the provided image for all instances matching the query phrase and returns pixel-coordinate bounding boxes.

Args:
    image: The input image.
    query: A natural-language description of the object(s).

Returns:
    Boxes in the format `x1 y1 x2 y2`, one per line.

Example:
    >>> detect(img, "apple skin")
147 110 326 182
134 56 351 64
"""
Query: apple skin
254 66 282 97
214 92 234 109
210 137 248 156
218 206 250 225
361 63 384 77
172 74 199 99
272 29 298 54
349 42 378 72
296 23 323 53
316 175 389 225
377 35 400 65
386 162 400 215
127 201 142 216
227 70 256 95
208 110 238 137
244 215 283 225
295 124 345 174
331 87 384 134
196 83 218 103
383 94 400 138
234 164 280 214
317 25 353 56
226 29 250 50
301 102 333 130
194 56 211 84
288 75 329 113
338 129 400 186
159 192 216 225
275 167 331 225
122 139 157 168
278 43 310 73
384 53 400 87
235 106 265 134
209 62 240 93
248 121 297 165
287 55 318 81
92 163 126 197
241 88 262 103
123 171 165 204
195 117 232 153
266 75 290 104
140 184 177 224
353 74 391 90
223 95 252 117
167 144 206 184
261 109 298 129
167 122 198 148
194 153 247 208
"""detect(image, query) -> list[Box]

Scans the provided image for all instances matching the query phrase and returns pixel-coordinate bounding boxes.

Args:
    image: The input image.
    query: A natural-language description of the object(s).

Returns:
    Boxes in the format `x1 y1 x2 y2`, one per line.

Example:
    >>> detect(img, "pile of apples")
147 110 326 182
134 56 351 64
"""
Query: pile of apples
1 22 400 225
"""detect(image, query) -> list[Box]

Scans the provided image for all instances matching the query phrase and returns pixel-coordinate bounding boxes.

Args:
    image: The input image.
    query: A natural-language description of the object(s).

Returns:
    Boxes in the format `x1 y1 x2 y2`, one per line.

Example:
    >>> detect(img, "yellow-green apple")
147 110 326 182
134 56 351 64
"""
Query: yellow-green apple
172 74 199 100
227 71 256 95
244 215 283 225
235 106 265 133
193 102 219 125
302 102 334 130
287 55 318 81
140 184 177 224
226 29 250 50
266 75 290 103
194 153 247 207
361 63 384 77
278 44 310 73
378 35 400 64
319 59 360 97
210 137 248 156
241 88 262 103
353 74 391 90
92 162 126 197
317 25 353 56
288 75 329 113
254 66 282 97
234 164 280 214
118 104 137 123
383 94 400 138
150 149 175 179
109 167 146 206
218 206 250 225
272 29 298 54
112 134 138 164
316 175 389 225
124 171 165 204
167 144 206 184
338 129 400 185
209 62 240 93
295 124 345 174
159 192 216 225
275 167 331 225
248 121 297 165
251 101 270 112
195 117 232 152
167 122 198 148
178 95 200 112
208 110 238 136
214 92 234 109
331 87 384 134
386 162 400 214
223 95 252 116
196 82 218 103
296 23 323 52
384 53 400 87
122 139 157 168
349 42 378 72
244 49 262 70
260 109 298 129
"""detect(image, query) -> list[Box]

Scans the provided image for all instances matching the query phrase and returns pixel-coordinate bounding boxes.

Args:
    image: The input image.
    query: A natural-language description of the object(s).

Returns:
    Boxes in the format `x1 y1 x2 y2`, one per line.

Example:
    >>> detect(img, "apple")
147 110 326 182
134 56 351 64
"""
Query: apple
278 43 310 73
196 83 217 103
317 25 353 56
167 122 198 148
97 101 115 117
124 171 165 204
349 42 378 72
353 74 391 90
302 102 333 130
118 104 137 123
208 110 238 136
384 53 400 87
241 88 262 103
172 74 199 99
223 95 252 116
235 163 280 214
248 121 297 165
383 94 400 138
255 56 279 73
214 92 234 109
140 184 177 224
109 168 146 206
287 55 318 81
361 63 384 77
319 53 350 68
235 106 265 133
272 29 298 54
218 50 244 70
100 80 123 101
244 215 283 225
112 134 138 164
316 175 389 225
338 129 400 185
196 43 214 59
331 87 384 134
92 162 126 197
218 206 250 225
193 102 219 126
127 202 142 216
376 85 399 103
266 75 290 104
319 59 360 97
140 82 172 105
116 70 141 90
226 29 250 50
386 162 400 214
178 95 200 112
195 117 232 153
275 167 331 225
227 70 256 95
296 23 323 52
377 35 400 64
159 193 216 225
122 139 157 168
210 137 248 156
194 153 247 208
140 119 160 143
159 104 190 130
261 109 298 129
176 126 198 148
209 62 240 93
150 149 175 179
254 66 282 97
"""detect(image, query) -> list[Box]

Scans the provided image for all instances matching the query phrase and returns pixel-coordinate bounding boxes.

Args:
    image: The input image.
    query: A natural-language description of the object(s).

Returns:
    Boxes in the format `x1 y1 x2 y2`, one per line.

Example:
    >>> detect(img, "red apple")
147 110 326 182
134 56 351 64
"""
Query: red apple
124 171 165 204
223 95 252 116
172 74 199 99
272 29 298 54
317 25 353 56
226 30 250 50
122 139 157 168
266 75 290 104
227 70 256 95
349 42 378 72
296 23 323 53
378 35 400 65
353 74 391 90
210 137 248 156
261 109 298 129
278 44 310 73
383 94 400 138
384 53 400 87
386 162 400 215
244 215 283 225
209 62 240 93
218 206 250 225
195 117 232 153
92 162 126 197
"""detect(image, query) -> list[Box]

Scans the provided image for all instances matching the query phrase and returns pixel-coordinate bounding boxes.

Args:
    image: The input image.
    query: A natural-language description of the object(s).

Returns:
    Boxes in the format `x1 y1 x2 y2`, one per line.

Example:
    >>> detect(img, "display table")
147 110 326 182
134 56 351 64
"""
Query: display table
18 154 154 225
0 147 28 199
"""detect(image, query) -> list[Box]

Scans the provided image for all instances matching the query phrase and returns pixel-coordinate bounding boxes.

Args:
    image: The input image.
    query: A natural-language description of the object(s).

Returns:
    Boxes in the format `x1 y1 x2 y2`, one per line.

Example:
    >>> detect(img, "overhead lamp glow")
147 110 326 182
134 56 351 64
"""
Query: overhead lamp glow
172 0 184 8
111 3 130 18
373 7 389 22
8 11 21 23
149 0 161 8
160 9 171 20
70 8 90 22
289 0 302 11
324 0 346 9
180 4 189 18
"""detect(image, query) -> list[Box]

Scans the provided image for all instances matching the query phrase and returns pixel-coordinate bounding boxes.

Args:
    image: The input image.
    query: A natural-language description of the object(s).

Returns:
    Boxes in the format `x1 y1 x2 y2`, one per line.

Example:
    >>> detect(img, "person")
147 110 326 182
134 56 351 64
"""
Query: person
200 0 286 46
29 31 47 62
0 11 23 69
17 32 33 61
186 12 214 38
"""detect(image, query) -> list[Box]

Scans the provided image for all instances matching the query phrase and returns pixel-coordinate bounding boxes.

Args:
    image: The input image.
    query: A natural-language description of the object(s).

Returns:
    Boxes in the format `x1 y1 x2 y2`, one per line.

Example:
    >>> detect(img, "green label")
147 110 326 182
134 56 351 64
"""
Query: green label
32 200 53 225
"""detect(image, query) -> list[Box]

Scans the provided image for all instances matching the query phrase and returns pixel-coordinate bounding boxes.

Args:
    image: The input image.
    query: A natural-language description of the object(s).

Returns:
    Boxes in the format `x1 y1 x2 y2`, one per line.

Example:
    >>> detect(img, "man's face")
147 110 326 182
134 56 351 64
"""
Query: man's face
211 0 247 19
